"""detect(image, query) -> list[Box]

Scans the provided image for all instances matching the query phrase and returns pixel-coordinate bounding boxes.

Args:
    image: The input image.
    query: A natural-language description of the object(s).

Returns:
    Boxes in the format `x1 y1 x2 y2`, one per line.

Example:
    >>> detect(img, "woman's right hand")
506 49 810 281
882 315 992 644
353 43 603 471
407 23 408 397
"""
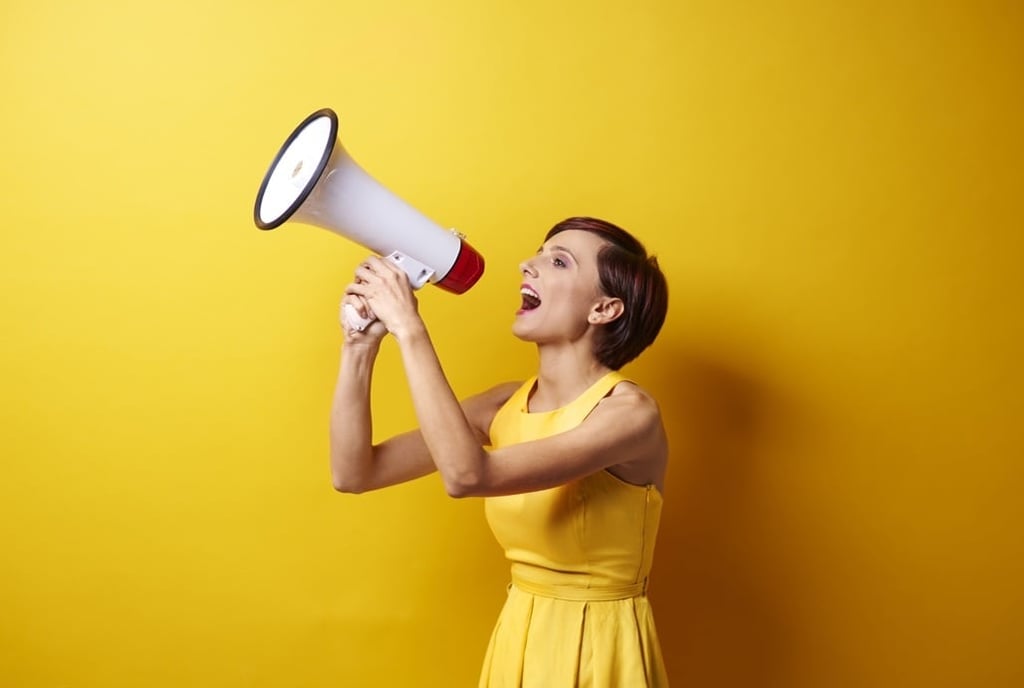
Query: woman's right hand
340 291 388 348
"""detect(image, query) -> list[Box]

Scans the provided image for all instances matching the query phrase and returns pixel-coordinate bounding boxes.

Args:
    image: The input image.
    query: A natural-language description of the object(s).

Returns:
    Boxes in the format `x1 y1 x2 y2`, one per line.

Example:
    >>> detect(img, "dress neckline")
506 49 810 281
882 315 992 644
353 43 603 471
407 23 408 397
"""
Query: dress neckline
519 370 625 415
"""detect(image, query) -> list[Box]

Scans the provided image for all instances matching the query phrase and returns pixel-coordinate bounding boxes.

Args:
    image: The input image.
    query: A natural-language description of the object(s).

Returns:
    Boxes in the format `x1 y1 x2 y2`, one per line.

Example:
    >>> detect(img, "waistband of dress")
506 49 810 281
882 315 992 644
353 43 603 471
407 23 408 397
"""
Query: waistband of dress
510 574 647 601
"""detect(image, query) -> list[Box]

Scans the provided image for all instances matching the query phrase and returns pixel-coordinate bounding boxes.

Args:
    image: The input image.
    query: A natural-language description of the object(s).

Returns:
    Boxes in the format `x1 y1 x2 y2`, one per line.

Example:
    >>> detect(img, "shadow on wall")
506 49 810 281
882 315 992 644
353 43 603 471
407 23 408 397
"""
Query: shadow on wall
636 342 812 688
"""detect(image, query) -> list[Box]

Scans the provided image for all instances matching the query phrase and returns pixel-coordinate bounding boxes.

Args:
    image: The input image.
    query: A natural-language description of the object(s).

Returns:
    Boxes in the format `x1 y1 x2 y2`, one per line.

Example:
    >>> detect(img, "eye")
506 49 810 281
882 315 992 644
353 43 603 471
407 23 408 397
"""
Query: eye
552 257 567 268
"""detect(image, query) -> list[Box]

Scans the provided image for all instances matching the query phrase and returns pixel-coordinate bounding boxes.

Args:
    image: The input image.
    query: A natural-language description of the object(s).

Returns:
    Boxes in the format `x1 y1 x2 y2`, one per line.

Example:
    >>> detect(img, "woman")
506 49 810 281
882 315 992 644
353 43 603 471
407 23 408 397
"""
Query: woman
331 216 670 687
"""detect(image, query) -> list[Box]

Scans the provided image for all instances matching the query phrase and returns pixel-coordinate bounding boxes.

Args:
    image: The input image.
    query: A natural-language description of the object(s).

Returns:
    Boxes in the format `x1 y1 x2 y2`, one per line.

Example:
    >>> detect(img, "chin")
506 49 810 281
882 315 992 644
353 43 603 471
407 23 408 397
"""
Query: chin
511 320 534 342
512 312 550 343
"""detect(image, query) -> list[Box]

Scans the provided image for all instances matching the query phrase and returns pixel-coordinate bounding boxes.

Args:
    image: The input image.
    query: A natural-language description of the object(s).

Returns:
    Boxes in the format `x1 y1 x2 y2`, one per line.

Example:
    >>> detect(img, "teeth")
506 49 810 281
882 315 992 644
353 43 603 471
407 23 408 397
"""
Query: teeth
520 285 542 312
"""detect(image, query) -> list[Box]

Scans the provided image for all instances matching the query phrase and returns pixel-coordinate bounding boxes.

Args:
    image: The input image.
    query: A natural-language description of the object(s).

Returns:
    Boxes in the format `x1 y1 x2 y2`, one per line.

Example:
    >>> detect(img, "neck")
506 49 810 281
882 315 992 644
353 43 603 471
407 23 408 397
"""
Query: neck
530 341 612 412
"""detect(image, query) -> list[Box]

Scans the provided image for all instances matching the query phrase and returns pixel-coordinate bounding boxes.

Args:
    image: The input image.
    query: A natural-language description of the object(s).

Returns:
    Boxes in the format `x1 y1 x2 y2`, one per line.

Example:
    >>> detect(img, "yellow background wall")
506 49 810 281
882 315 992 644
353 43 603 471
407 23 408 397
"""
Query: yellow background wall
2 1 1020 686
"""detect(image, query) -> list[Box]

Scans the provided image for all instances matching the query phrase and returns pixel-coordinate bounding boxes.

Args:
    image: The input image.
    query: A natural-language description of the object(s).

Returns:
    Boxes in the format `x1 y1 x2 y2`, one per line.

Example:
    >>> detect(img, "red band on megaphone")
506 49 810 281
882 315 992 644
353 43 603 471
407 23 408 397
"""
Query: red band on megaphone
436 241 485 295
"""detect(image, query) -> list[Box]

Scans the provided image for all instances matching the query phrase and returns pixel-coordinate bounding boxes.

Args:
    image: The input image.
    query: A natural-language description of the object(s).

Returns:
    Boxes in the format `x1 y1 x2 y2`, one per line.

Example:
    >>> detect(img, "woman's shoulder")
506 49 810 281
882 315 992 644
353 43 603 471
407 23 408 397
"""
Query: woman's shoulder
481 380 526 407
606 378 660 412
460 381 526 438
602 379 668 490
461 380 525 405
595 378 664 432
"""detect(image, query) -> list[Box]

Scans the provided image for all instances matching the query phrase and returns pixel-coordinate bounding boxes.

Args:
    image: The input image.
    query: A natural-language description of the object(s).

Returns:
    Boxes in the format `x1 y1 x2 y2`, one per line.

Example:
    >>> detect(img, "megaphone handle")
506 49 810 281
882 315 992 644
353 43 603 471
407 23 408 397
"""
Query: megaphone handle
341 302 376 333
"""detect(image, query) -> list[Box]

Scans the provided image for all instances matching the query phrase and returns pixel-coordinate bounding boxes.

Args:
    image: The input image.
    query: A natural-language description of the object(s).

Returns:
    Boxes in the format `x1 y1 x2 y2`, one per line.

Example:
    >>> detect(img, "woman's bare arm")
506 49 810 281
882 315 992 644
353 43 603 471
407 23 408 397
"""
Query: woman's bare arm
393 321 666 497
328 330 518 493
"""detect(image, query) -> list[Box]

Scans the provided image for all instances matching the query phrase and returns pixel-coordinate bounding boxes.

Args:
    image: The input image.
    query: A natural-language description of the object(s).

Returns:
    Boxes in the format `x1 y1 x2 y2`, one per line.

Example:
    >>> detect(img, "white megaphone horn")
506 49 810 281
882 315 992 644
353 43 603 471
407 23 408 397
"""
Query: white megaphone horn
253 108 485 331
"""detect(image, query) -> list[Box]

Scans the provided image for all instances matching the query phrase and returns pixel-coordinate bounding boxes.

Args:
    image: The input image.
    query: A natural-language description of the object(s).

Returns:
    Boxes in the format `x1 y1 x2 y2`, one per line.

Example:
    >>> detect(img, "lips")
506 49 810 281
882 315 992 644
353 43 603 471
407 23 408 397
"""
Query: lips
520 284 541 311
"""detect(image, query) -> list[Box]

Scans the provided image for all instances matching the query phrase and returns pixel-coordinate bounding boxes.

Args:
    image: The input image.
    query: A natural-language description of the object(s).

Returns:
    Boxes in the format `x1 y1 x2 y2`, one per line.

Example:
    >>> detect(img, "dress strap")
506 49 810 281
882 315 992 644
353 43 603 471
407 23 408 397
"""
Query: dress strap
487 378 536 447
487 372 630 447
506 377 538 413
551 371 629 429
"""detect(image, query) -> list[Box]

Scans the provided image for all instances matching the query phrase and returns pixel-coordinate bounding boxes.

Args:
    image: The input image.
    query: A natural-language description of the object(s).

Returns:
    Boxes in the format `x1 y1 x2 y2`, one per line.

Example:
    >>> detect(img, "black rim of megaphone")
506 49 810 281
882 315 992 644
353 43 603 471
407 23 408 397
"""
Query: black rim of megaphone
254 108 339 230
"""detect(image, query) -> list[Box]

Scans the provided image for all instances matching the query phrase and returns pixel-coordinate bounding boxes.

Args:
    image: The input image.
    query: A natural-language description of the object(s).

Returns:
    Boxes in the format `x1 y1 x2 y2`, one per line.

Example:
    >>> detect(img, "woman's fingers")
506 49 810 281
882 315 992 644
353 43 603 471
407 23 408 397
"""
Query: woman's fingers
354 263 377 284
362 255 411 287
341 291 370 318
345 281 369 298
346 256 420 334
352 258 412 302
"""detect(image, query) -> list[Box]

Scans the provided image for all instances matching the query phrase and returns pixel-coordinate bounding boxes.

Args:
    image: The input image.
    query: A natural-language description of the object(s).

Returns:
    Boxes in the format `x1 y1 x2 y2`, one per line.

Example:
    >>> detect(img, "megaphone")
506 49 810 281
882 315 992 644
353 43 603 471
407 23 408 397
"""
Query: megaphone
253 108 485 331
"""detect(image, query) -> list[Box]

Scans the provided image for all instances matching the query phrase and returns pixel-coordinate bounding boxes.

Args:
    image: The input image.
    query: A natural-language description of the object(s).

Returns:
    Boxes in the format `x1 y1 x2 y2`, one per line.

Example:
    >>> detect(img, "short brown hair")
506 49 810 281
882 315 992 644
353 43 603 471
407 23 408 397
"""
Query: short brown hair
546 217 668 370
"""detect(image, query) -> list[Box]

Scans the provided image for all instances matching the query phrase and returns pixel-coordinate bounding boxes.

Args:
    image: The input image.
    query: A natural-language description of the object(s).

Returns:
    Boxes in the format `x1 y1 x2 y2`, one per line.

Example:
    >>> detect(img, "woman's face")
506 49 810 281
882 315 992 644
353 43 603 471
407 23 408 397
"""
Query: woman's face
512 229 612 344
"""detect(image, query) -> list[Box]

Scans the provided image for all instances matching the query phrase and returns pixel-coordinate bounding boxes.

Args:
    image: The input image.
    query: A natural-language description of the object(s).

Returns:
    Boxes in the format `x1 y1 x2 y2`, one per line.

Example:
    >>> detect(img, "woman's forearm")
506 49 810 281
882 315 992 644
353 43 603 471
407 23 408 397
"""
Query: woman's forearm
393 324 487 497
329 343 380 492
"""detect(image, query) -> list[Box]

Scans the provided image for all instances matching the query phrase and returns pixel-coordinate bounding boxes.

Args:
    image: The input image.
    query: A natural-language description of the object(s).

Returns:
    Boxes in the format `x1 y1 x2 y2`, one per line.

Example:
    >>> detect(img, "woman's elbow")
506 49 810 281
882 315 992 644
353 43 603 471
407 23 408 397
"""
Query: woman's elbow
444 481 469 498
332 473 369 494
443 471 485 499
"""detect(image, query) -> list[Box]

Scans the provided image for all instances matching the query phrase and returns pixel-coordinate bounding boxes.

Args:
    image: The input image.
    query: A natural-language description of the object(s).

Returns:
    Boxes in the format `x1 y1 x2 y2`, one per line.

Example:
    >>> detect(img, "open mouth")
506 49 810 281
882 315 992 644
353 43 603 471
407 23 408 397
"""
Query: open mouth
520 285 541 311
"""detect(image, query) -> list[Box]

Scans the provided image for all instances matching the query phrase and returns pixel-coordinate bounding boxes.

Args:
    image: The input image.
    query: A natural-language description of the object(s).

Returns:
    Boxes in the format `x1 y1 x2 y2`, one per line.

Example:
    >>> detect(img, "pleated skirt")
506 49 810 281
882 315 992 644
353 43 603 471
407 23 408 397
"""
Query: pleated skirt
478 583 669 687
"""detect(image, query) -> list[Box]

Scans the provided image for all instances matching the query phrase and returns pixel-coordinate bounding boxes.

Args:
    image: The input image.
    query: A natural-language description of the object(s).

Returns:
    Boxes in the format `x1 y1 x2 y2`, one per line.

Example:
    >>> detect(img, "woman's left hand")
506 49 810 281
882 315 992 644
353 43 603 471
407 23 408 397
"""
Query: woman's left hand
345 255 424 340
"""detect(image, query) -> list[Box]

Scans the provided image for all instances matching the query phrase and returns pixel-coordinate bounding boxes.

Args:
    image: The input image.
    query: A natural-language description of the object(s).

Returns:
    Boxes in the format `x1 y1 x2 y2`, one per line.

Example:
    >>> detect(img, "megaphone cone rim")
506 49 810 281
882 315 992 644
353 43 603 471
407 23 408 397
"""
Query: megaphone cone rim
253 108 339 230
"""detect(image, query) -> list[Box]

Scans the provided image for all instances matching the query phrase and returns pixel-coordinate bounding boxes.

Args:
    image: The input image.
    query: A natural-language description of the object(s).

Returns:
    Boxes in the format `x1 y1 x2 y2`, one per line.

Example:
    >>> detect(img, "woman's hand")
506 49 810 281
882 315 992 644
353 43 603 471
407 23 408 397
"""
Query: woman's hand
340 291 388 347
345 255 425 341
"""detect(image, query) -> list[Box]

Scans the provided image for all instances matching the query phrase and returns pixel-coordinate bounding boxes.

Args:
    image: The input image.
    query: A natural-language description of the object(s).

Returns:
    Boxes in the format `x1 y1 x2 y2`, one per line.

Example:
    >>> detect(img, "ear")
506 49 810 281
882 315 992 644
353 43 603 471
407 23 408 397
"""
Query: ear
588 297 624 325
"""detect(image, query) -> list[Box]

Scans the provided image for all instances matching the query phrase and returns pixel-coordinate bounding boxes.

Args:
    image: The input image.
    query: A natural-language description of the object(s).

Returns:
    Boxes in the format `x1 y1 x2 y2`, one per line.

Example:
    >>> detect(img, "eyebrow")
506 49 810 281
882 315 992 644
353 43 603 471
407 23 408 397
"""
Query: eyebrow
538 244 579 263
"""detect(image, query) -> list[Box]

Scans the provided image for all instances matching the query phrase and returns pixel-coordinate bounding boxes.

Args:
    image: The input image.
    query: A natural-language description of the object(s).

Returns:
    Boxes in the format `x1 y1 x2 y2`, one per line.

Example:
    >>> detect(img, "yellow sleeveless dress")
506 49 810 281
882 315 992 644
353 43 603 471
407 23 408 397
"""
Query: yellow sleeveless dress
479 371 669 687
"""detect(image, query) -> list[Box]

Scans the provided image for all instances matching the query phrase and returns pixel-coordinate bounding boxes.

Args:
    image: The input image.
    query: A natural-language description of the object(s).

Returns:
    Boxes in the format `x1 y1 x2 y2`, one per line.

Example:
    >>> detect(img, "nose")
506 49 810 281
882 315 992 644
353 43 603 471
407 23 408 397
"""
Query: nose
519 257 539 278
